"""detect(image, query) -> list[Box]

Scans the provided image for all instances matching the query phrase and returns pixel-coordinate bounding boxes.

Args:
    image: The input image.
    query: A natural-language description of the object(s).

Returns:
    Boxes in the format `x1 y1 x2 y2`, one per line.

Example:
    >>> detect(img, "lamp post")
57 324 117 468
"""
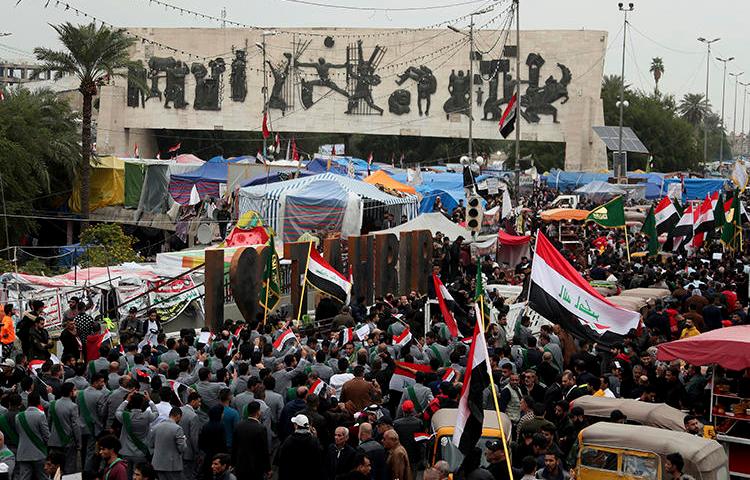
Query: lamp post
742 81 750 156
717 56 735 162
256 30 277 156
730 72 744 137
698 37 720 167
448 7 493 163
616 2 634 182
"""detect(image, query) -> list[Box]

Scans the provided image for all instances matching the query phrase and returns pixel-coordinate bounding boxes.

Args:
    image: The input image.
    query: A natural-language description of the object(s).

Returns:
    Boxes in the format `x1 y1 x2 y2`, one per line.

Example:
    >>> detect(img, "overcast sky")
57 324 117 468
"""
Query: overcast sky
3 0 749 132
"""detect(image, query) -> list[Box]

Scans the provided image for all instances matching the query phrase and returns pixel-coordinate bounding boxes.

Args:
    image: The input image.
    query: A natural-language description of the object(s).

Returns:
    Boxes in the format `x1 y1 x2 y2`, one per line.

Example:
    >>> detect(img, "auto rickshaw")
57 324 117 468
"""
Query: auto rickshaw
429 408 512 472
576 423 728 480
571 395 687 431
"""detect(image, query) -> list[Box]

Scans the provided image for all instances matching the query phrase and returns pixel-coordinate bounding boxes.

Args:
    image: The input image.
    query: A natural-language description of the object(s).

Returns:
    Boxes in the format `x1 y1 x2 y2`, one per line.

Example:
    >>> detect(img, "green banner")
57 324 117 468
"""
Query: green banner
587 196 626 228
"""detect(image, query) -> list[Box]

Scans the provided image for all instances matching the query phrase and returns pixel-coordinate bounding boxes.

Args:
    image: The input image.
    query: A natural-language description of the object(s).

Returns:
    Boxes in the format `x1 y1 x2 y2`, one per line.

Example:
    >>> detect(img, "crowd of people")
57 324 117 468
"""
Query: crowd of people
0 184 745 480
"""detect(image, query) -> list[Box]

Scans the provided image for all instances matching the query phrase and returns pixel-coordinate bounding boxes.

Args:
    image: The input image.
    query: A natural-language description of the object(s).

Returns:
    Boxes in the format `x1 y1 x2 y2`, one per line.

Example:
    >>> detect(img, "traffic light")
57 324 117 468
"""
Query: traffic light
466 195 484 233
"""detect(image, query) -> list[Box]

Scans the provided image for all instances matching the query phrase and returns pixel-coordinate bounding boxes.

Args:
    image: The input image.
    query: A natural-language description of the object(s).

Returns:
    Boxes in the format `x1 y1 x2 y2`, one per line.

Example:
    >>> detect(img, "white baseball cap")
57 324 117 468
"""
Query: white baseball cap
291 414 309 428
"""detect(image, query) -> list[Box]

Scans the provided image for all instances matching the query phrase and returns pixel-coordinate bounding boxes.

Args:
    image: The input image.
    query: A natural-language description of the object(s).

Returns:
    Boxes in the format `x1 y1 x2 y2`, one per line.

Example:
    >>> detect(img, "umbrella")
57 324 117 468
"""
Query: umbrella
656 325 750 370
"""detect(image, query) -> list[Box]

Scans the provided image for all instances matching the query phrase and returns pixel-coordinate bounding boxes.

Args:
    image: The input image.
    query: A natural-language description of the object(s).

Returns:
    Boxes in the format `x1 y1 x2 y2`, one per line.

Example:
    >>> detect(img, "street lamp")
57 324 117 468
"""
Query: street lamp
616 2 634 181
698 37 720 167
742 81 750 156
447 7 493 163
717 56 735 162
256 30 277 156
730 72 744 137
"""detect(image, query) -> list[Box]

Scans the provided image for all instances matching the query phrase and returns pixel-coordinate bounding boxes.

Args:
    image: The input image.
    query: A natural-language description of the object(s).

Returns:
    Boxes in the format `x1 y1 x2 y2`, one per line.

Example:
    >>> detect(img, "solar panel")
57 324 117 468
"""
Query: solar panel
592 126 650 154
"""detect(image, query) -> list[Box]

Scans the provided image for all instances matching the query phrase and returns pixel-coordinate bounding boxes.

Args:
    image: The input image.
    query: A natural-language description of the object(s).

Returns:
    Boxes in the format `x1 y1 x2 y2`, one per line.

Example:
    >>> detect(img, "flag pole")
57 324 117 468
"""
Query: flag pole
296 242 313 322
477 294 514 480
262 241 273 326
622 225 631 262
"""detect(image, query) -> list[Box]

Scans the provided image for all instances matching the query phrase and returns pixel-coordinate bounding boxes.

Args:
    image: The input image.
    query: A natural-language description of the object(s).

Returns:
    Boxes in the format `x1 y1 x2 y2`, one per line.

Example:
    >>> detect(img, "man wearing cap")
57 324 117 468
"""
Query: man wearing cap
393 400 422 476
484 440 512 480
276 414 324 480
396 372 433 418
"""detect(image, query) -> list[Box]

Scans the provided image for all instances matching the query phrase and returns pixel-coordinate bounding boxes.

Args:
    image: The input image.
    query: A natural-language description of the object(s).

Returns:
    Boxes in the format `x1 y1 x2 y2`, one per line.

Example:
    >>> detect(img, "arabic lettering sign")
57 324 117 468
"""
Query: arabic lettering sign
147 276 201 322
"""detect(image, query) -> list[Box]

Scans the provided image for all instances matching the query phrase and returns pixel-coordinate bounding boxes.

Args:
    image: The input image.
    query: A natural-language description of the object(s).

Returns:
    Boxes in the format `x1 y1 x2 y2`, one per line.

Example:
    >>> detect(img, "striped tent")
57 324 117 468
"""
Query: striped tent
238 172 419 241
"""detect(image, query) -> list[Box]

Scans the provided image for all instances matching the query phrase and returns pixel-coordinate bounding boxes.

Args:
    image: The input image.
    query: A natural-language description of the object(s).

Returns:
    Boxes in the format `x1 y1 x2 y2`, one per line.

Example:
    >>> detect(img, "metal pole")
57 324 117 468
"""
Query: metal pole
468 16 474 161
617 3 633 181
262 35 268 157
0 168 10 260
717 57 735 162
514 0 521 203
697 38 720 165
731 72 743 136
742 83 749 154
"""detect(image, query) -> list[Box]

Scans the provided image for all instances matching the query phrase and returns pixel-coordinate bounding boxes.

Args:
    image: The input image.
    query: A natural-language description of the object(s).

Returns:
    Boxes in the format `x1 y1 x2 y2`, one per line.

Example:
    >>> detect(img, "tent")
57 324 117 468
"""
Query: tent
540 208 590 222
662 178 727 201
173 154 204 164
241 171 314 187
547 169 610 190
281 180 358 243
574 180 626 202
657 325 750 370
391 172 468 213
169 156 243 204
375 212 470 240
306 156 382 177
69 156 125 213
238 173 419 243
364 170 417 194
497 231 531 266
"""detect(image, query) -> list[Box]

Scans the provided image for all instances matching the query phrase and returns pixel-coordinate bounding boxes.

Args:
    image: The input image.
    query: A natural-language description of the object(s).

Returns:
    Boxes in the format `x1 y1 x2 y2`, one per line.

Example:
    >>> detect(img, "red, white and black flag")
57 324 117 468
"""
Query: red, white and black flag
432 274 461 338
654 196 679 235
667 205 694 252
528 232 641 346
498 94 517 139
306 247 352 304
694 192 717 233
452 317 490 454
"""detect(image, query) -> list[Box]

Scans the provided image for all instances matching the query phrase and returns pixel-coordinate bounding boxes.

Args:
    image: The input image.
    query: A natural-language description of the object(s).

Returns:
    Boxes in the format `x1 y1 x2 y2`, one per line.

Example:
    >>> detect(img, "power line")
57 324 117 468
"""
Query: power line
275 0 487 11
627 23 703 56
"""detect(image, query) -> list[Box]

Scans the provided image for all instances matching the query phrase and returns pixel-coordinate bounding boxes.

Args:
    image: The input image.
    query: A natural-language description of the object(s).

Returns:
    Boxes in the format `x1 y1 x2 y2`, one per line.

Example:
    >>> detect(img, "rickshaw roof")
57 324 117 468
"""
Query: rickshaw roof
431 408 512 441
572 395 686 431
580 423 727 473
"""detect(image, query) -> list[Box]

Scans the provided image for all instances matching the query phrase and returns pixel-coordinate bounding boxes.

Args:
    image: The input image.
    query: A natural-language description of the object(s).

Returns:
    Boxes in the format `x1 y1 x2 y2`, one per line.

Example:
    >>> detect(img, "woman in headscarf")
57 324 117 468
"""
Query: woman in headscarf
198 405 228 479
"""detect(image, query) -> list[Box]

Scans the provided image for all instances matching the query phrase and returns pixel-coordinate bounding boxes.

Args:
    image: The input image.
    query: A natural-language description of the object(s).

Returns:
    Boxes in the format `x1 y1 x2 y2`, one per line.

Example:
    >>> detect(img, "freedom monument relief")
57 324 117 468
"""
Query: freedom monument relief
97 27 608 170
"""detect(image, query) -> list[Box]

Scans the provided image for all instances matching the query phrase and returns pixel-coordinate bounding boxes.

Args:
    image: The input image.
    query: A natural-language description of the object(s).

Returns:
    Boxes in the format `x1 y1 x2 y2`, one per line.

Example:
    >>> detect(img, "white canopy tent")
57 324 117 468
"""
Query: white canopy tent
375 212 471 240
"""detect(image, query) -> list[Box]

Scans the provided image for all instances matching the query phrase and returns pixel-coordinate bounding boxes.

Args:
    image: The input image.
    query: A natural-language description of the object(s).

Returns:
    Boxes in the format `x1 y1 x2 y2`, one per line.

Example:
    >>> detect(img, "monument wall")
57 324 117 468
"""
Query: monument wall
96 27 608 170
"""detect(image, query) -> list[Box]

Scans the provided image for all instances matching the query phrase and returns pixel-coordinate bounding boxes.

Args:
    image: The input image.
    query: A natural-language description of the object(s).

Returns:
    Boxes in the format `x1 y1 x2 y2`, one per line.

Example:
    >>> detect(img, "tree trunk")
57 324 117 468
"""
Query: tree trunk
80 89 93 228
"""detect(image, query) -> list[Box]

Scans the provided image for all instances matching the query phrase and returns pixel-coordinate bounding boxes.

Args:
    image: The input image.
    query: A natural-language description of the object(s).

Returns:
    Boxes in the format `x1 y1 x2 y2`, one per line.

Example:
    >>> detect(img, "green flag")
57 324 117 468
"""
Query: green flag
721 191 741 250
641 206 659 256
260 236 281 312
586 196 626 228
474 264 484 301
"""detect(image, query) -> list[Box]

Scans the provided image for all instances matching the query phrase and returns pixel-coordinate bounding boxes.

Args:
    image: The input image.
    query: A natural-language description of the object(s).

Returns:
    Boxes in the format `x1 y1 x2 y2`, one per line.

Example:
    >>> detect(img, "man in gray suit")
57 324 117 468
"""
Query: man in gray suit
395 372 434 418
105 376 136 430
116 391 159 479
180 391 203 480
193 368 224 410
78 372 110 476
149 407 187 480
87 345 111 380
15 391 49 480
48 382 81 475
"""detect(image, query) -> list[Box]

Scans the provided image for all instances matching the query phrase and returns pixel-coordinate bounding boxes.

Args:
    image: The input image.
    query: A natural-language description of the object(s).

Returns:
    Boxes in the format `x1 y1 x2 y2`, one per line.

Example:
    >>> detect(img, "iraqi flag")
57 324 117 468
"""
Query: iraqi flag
498 94 517 139
668 205 694 252
452 316 491 454
414 432 433 442
432 274 461 338
262 112 270 139
528 232 641 345
694 193 717 233
654 196 679 235
310 378 326 396
273 328 295 351
340 327 354 345
442 368 457 383
394 327 412 347
306 247 352 304
388 361 433 392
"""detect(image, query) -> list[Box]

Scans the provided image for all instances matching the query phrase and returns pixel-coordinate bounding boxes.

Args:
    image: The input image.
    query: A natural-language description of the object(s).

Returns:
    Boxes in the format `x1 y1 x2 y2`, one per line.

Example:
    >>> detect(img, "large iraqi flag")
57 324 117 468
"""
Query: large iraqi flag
528 232 640 344
305 247 352 304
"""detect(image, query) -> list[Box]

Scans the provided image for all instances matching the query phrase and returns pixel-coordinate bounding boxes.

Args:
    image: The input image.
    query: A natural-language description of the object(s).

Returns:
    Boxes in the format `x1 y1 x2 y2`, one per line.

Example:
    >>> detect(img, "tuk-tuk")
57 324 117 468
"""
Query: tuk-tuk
576 423 728 480
571 395 686 431
429 408 512 472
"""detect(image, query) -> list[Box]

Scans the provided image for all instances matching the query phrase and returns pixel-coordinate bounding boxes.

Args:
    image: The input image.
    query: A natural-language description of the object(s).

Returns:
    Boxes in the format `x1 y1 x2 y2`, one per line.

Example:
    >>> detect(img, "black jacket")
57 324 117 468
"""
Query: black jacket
277 430 324 480
232 418 270 480
326 443 357 480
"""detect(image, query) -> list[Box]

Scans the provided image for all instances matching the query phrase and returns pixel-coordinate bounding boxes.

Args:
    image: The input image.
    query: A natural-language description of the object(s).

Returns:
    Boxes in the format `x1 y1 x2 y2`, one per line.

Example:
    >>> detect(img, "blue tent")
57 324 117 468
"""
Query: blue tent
627 173 665 200
662 178 727 201
241 171 314 187
391 172 467 205
170 156 243 183
546 169 610 191
306 156 384 177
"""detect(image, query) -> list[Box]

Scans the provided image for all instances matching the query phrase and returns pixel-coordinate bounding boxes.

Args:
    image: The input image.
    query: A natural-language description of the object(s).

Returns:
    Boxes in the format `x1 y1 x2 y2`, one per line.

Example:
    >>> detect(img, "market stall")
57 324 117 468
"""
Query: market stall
657 325 750 478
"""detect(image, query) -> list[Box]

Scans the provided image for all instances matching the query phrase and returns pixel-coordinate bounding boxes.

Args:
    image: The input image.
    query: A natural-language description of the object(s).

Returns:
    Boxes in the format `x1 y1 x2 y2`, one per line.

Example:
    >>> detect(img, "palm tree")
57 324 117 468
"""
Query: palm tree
678 93 711 127
650 57 665 94
34 22 136 222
